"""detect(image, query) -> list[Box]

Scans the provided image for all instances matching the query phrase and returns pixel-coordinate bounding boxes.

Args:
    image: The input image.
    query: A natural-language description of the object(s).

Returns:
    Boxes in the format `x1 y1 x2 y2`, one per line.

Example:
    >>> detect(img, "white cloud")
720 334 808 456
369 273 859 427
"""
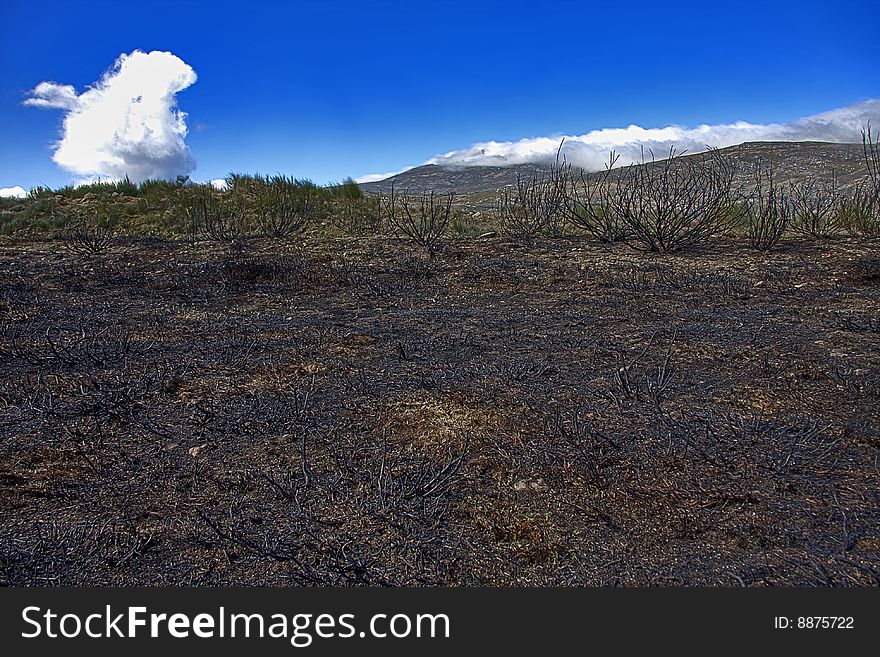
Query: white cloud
209 178 228 190
431 100 880 169
355 99 880 180
0 186 28 198
23 82 78 110
24 50 198 183
354 168 412 184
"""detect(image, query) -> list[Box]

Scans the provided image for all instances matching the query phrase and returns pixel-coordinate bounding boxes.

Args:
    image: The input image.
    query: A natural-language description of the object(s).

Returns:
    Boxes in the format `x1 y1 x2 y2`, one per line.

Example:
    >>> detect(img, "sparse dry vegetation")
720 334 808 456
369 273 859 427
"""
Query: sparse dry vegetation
383 186 454 259
789 172 842 238
561 152 629 244
610 147 741 252
744 161 788 251
254 175 316 239
498 167 566 240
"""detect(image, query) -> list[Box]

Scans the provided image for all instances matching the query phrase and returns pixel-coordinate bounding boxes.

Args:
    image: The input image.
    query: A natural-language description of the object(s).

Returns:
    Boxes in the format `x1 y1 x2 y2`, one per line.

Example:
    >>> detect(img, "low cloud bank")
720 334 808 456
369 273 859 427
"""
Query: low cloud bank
430 100 880 169
359 99 880 182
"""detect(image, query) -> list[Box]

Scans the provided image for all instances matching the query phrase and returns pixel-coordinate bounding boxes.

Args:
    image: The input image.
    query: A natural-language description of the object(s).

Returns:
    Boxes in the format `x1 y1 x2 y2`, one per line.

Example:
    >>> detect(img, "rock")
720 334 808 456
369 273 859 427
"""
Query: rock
513 477 548 493
188 443 208 457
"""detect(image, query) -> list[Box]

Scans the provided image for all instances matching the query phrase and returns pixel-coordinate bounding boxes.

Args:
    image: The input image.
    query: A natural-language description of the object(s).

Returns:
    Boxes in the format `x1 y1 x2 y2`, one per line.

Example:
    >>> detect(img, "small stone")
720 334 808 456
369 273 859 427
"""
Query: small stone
513 477 548 493
188 443 208 457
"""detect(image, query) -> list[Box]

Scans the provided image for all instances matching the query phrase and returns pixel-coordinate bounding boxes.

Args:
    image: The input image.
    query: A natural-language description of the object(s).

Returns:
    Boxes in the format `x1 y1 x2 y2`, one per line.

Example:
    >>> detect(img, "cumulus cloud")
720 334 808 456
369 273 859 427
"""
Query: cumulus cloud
0 186 28 198
24 50 197 183
358 99 880 182
23 82 79 110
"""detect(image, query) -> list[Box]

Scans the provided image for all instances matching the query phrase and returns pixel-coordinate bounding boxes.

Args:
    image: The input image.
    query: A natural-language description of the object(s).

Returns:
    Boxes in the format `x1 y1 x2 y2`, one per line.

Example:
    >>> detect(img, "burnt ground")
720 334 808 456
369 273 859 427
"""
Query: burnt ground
1 235 878 586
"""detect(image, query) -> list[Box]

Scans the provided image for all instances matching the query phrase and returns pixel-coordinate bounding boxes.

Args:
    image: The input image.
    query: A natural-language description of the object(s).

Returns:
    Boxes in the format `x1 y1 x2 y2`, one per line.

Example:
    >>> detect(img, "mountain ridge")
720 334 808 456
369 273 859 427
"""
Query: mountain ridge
359 140 869 196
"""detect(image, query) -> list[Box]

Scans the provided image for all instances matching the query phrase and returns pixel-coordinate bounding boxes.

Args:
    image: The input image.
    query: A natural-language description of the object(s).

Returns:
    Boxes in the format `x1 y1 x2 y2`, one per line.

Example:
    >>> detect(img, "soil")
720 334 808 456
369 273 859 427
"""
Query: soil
1 234 878 585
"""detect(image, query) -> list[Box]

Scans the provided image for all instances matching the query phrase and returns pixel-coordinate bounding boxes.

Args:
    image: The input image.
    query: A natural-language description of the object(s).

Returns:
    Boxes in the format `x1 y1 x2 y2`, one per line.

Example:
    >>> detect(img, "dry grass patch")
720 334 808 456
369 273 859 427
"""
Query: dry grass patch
247 361 325 392
381 392 502 454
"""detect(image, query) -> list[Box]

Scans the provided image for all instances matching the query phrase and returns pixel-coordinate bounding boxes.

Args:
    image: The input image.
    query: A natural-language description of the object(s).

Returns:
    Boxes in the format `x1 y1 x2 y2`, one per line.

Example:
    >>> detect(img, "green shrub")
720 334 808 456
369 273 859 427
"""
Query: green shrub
181 184 244 242
331 194 381 235
255 175 320 238
838 186 879 236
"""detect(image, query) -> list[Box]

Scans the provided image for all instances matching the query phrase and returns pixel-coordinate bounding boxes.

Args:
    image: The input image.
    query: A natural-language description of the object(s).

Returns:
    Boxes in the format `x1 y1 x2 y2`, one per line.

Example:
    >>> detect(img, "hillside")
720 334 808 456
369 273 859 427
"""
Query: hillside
359 141 869 197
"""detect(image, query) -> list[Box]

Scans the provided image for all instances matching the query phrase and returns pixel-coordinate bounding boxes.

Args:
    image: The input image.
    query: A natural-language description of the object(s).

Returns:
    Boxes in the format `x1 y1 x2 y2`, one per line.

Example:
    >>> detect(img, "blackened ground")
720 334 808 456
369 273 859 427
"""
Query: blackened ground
1 235 878 585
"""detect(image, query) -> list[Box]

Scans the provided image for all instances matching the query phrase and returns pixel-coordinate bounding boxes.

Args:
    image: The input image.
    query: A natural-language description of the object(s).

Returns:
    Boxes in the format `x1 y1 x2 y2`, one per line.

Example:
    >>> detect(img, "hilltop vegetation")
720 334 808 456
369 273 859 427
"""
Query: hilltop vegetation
1 133 878 257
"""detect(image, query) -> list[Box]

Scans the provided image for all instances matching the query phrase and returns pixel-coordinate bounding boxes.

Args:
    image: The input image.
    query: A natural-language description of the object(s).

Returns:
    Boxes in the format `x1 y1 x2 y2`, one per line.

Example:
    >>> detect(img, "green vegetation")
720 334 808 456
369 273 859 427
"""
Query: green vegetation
3 128 880 252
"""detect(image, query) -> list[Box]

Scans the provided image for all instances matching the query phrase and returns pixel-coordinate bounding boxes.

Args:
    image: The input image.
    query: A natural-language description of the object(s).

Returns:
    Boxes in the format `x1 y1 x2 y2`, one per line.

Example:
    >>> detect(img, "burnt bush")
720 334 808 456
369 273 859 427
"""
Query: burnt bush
862 123 880 206
498 168 566 240
744 161 789 251
611 148 740 253
183 184 245 242
384 186 453 258
849 254 880 286
838 125 880 236
789 173 842 238
61 209 118 255
561 152 629 244
209 251 312 291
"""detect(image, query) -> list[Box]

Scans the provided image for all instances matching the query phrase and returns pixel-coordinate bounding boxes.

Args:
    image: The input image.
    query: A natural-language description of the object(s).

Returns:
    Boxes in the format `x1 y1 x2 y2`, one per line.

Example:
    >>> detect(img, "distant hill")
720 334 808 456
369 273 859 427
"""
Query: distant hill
359 162 550 195
359 141 869 198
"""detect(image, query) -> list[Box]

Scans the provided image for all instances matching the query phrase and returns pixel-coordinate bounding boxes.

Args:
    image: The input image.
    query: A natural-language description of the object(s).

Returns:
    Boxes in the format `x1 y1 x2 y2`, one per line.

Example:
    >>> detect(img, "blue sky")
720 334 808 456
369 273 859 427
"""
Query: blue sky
1 0 878 190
